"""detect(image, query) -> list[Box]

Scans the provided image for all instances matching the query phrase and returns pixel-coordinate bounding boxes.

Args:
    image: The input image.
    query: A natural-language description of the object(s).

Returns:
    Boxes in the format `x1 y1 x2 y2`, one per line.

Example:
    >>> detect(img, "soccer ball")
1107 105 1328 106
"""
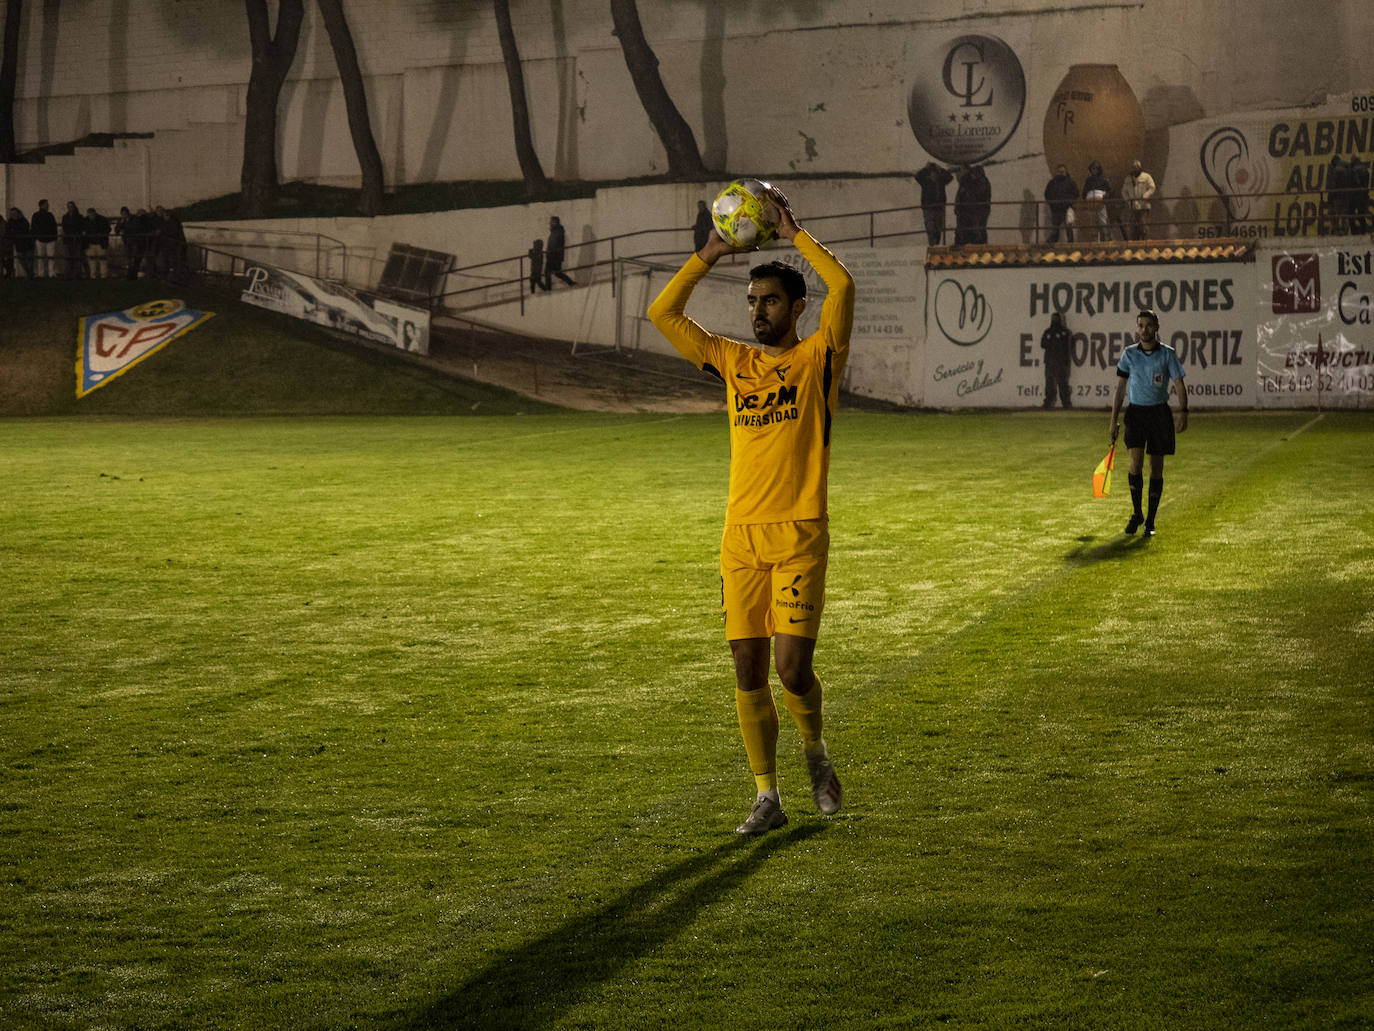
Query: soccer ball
711 178 779 249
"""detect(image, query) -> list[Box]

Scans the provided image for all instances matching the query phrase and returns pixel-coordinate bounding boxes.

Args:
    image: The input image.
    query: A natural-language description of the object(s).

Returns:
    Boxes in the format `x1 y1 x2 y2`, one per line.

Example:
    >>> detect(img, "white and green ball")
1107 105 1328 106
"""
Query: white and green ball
711 178 779 249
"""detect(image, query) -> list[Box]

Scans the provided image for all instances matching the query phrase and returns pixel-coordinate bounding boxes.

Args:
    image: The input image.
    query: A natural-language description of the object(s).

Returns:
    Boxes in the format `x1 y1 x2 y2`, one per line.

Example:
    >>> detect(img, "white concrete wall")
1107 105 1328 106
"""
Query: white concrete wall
3 1 1370 204
4 0 1368 409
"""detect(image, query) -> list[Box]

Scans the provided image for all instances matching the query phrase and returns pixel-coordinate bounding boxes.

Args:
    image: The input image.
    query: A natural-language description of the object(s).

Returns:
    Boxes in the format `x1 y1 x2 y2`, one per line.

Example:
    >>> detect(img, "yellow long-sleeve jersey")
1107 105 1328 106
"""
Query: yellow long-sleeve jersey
647 231 855 525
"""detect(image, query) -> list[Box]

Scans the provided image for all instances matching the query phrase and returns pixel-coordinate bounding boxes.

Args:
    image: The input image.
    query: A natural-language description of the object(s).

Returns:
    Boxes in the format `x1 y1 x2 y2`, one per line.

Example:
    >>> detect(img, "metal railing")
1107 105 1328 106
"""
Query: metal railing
179 184 1370 318
183 224 352 282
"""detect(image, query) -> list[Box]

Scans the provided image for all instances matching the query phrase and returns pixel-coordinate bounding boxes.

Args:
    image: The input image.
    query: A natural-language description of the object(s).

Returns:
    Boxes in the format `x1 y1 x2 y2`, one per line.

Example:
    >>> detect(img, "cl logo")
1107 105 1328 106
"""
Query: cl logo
943 40 994 108
908 33 1026 164
933 279 993 346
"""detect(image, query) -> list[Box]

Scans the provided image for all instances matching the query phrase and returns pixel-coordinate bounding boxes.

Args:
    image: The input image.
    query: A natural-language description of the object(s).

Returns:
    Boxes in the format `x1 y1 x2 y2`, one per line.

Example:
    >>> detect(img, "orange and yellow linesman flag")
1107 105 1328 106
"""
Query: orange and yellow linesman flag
1092 444 1115 498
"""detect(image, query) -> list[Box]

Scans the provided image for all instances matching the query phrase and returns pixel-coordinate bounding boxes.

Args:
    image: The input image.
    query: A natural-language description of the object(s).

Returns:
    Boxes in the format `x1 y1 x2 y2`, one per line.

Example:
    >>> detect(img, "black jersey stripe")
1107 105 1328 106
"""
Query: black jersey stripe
822 348 834 447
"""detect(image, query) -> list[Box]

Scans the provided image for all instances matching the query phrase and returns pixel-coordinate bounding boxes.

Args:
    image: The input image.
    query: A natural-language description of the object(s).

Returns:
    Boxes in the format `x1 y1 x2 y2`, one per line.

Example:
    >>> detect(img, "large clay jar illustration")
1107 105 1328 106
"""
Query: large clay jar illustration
1043 64 1145 238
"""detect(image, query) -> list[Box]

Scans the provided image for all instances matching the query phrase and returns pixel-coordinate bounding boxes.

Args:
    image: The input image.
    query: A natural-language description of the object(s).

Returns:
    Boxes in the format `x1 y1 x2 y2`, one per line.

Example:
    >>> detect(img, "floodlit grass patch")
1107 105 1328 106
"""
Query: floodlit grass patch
1 410 1370 1029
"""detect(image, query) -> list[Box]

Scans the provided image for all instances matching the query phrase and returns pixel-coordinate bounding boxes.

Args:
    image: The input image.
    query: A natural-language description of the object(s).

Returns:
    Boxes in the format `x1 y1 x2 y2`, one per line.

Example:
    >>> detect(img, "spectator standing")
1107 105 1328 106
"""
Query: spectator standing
31 199 58 277
1082 161 1111 242
1044 164 1079 243
544 215 575 288
60 201 88 279
1327 156 1351 234
6 208 35 278
123 208 152 279
155 206 187 278
85 208 112 278
914 161 954 245
1122 160 1157 240
1040 311 1074 408
1348 156 1371 234
693 199 714 252
113 206 132 274
146 207 166 275
969 165 992 244
954 165 992 245
527 238 548 294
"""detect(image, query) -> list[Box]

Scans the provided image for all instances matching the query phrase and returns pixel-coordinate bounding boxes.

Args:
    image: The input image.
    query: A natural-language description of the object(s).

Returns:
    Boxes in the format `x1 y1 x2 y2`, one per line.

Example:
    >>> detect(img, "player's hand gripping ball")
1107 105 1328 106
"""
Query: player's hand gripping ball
711 178 780 249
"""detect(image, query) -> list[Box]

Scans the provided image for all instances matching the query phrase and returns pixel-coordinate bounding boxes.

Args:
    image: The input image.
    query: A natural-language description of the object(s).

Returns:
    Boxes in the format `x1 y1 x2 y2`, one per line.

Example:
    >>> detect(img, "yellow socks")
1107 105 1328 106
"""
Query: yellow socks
735 686 779 794
783 674 825 755
738 675 828 795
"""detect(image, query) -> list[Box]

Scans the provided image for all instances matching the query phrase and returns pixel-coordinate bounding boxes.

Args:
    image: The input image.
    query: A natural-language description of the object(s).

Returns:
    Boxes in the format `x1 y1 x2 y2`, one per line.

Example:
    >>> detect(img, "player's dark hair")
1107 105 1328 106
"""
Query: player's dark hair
1137 308 1159 329
749 261 806 302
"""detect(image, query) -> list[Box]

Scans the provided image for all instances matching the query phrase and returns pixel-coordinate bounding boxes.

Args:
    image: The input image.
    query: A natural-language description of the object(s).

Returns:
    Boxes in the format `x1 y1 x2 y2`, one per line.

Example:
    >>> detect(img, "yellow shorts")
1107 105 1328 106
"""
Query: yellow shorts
720 519 829 641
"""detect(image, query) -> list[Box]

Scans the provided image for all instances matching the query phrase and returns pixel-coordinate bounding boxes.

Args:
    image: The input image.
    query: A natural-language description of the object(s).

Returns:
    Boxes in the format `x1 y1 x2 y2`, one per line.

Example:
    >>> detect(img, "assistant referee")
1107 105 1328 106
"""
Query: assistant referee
1109 308 1189 537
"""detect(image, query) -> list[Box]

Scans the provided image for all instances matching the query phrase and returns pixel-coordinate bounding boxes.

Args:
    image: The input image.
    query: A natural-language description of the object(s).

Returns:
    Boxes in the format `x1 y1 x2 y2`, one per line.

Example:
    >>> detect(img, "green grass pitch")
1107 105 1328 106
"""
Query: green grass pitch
1 410 1371 1029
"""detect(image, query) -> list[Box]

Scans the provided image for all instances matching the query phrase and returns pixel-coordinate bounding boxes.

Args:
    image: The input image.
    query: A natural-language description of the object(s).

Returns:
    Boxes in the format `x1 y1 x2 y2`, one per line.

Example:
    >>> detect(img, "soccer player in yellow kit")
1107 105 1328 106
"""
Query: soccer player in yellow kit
647 189 854 834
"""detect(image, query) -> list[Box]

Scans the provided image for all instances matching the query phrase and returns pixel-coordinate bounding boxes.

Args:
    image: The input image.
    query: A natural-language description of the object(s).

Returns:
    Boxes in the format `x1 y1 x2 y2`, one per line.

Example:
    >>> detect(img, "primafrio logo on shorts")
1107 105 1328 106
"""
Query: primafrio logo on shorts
1271 254 1320 314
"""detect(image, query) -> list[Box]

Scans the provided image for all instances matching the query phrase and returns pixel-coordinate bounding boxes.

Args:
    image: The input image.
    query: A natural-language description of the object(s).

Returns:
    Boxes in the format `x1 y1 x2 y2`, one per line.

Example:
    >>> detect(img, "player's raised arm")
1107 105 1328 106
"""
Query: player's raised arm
766 186 801 244
648 230 745 369
771 188 854 349
696 227 750 266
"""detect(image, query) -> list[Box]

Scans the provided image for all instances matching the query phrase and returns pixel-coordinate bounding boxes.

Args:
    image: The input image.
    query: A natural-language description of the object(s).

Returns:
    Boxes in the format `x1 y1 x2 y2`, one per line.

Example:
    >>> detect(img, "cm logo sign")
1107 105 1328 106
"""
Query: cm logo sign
1272 254 1320 314
933 279 993 346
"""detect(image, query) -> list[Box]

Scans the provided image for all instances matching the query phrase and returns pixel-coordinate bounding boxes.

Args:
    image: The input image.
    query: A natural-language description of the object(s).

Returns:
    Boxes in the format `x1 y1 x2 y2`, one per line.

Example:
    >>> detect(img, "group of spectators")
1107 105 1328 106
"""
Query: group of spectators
914 162 994 245
1046 156 1372 243
1 200 188 280
526 214 575 294
919 155 1373 245
1043 160 1159 242
915 157 1162 245
1040 160 1151 243
1326 156 1372 234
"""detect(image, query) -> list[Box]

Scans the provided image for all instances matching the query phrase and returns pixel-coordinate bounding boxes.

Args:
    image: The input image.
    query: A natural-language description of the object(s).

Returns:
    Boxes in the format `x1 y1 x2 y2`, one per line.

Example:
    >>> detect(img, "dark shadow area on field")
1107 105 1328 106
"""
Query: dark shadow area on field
406 823 825 1029
1062 533 1154 567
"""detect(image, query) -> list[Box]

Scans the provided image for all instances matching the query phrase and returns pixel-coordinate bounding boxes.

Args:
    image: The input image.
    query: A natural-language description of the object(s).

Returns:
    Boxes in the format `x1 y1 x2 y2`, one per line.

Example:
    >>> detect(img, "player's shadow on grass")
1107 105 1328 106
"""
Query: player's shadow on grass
1063 533 1153 566
406 823 825 1030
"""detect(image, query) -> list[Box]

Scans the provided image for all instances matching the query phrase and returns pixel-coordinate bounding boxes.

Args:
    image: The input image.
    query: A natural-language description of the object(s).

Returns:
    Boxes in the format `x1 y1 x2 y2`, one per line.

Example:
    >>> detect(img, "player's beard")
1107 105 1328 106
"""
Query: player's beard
753 313 790 347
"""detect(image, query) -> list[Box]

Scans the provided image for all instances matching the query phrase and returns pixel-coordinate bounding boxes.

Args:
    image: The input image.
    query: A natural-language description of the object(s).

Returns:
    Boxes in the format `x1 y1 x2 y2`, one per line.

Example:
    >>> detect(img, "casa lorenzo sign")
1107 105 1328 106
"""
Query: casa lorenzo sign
908 34 1026 165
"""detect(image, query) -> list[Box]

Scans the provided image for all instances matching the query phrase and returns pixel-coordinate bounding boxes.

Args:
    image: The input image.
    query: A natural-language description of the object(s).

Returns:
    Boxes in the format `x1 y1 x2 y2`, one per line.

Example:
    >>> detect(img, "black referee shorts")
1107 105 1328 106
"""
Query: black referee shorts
1123 403 1176 455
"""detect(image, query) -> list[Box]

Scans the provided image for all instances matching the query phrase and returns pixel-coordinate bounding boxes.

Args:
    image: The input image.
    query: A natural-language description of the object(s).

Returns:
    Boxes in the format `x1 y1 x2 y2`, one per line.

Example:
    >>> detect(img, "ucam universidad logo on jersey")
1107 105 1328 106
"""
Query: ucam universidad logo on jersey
734 383 800 427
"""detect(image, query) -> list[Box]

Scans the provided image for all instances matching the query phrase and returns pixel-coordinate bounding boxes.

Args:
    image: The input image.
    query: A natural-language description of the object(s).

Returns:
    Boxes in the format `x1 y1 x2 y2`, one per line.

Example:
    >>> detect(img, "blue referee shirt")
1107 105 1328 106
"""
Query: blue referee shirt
1117 344 1186 406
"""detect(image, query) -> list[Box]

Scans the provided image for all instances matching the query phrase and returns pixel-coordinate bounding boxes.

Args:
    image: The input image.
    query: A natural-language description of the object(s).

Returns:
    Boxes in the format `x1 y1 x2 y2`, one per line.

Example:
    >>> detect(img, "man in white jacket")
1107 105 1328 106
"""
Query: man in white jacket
1122 160 1157 240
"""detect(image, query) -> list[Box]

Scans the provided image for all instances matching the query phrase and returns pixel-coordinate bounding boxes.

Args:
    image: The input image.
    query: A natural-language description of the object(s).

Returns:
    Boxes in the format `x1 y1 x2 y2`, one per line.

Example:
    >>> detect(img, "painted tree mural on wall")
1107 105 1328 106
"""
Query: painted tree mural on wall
242 0 384 217
4 0 714 214
0 0 23 163
241 0 305 217
494 0 549 199
315 0 385 215
609 0 708 179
